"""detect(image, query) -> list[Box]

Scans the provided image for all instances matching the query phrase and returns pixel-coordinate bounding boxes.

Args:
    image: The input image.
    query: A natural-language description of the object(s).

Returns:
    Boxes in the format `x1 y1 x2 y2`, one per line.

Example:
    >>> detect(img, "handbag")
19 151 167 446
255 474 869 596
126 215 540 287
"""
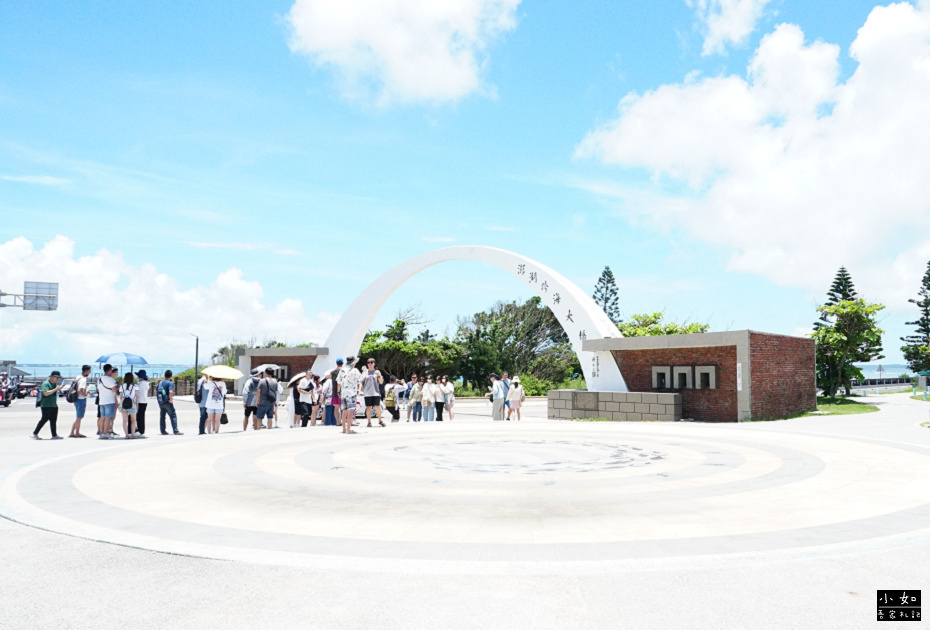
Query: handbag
194 381 203 404
220 413 229 425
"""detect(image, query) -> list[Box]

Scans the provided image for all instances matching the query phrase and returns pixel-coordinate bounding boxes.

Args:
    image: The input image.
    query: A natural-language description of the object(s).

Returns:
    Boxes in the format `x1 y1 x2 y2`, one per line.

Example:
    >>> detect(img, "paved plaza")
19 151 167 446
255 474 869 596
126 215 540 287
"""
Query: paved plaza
1 394 928 628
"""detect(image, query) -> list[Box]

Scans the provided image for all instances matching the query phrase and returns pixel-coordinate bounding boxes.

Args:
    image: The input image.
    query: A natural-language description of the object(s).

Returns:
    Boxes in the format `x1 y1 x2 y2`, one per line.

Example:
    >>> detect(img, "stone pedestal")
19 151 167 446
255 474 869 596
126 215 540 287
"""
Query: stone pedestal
547 390 682 422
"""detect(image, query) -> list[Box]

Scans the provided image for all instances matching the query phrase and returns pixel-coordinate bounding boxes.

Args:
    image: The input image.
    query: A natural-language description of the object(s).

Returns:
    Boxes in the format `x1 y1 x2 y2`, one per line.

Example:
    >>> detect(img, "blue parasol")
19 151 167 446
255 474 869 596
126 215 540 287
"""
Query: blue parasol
94 352 149 368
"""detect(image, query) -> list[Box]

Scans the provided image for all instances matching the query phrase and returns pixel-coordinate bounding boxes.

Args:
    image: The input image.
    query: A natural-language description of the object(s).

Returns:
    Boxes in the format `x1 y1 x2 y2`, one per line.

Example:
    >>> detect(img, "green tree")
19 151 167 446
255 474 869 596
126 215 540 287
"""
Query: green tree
455 297 577 387
617 313 709 337
593 266 622 324
901 260 930 373
814 267 881 394
811 299 885 399
359 333 463 381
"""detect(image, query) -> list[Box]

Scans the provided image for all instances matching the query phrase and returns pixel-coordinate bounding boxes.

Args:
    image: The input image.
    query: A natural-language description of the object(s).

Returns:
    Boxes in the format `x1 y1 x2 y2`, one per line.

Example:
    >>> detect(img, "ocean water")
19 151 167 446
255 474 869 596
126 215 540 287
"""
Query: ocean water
855 364 911 379
7 363 193 379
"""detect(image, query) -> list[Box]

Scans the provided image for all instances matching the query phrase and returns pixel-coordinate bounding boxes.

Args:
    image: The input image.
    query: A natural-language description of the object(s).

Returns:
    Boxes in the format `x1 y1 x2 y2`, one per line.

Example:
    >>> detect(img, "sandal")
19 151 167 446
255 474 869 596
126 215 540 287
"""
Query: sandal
379 420 385 427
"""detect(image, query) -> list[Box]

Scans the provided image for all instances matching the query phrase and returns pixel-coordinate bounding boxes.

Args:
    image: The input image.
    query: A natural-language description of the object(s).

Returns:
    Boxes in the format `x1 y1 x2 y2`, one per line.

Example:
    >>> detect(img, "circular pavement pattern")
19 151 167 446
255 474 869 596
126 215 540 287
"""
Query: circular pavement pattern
3 420 930 574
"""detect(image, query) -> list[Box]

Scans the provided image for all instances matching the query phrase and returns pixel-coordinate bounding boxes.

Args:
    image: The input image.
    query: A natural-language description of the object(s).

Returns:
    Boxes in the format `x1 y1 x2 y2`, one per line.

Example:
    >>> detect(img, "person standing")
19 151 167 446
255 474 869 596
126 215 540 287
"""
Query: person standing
69 365 91 438
501 372 512 414
242 369 261 431
486 373 505 421
31 370 63 440
135 370 150 435
255 368 278 430
286 378 300 428
405 373 418 421
338 356 362 434
157 370 183 435
309 374 322 426
384 377 401 422
408 376 424 422
421 376 437 422
297 370 315 427
441 375 455 421
506 376 526 421
203 375 226 434
118 372 140 438
361 358 385 428
196 373 209 435
98 364 119 438
321 371 336 426
434 376 447 422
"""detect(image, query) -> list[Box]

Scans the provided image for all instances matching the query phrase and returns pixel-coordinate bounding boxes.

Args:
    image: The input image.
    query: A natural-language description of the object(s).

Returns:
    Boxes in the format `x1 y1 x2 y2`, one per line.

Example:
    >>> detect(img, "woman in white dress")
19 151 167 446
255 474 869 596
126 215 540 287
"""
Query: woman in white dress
440 375 455 421
203 375 226 434
505 376 526 421
119 372 140 439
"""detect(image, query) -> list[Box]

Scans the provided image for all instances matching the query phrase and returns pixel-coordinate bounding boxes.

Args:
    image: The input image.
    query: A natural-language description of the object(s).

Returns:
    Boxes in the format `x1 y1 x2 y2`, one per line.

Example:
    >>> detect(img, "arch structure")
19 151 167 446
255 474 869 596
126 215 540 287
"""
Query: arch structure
317 246 627 392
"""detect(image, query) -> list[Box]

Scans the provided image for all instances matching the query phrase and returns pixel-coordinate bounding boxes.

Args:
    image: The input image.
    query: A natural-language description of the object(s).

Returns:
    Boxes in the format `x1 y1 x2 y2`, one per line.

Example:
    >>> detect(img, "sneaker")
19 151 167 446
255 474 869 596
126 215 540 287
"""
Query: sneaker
29 434 41 440
132 432 141 438
161 432 170 436
99 434 110 440
173 431 184 435
50 436 63 440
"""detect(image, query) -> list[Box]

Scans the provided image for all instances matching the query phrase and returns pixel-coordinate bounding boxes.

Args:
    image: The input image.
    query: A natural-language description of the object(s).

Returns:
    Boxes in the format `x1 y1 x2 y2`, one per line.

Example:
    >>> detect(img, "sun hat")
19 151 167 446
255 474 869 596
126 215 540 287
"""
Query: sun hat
136 369 148 380
346 356 358 365
250 368 259 375
49 370 61 377
512 376 520 384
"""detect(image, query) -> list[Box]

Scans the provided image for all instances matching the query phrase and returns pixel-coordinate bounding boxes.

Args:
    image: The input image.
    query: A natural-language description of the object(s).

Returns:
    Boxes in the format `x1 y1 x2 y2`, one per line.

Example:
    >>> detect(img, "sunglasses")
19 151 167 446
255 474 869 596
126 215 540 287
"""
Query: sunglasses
367 361 375 364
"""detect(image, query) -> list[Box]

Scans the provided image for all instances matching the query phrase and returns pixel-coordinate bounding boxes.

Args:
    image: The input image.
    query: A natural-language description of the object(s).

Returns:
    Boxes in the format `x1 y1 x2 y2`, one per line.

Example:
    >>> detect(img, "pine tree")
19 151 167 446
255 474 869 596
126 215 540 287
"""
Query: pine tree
901 261 930 373
592 266 622 325
813 266 882 395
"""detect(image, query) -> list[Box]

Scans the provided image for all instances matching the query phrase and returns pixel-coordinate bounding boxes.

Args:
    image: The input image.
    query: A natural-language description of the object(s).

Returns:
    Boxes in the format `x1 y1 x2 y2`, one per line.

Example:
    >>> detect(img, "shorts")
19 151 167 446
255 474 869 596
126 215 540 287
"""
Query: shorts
364 396 381 408
255 403 275 420
340 395 357 411
74 398 87 418
100 403 116 418
121 404 138 415
244 405 257 417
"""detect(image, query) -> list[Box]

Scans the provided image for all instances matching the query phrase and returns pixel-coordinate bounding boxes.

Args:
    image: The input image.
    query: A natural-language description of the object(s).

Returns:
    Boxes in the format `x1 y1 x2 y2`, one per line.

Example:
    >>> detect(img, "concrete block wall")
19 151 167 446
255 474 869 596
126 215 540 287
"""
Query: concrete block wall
547 390 681 422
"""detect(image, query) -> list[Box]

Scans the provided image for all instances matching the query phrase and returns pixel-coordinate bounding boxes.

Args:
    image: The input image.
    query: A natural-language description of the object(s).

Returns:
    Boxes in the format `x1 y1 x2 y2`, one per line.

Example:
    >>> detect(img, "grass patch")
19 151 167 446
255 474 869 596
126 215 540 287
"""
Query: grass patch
799 397 879 417
910 395 930 403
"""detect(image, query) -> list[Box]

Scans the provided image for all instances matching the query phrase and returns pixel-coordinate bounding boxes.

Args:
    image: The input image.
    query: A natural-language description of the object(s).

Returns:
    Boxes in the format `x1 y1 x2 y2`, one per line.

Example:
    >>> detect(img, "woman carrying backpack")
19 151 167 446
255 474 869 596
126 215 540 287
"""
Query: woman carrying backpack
119 372 141 439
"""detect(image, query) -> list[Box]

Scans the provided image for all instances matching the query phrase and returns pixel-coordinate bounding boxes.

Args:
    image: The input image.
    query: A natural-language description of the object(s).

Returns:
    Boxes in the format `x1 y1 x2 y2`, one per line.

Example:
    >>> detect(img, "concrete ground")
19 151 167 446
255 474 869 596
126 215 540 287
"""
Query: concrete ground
1 394 928 629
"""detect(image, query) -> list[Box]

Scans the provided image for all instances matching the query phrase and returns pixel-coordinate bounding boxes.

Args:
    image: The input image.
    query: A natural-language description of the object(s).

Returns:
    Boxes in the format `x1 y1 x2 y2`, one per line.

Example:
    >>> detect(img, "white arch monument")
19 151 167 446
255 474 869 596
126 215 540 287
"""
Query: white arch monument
317 246 627 391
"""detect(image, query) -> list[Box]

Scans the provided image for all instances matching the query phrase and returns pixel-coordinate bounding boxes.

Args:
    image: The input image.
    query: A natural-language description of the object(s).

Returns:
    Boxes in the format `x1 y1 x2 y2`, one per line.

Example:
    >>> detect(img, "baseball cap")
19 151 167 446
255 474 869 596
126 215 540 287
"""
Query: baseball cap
336 357 344 364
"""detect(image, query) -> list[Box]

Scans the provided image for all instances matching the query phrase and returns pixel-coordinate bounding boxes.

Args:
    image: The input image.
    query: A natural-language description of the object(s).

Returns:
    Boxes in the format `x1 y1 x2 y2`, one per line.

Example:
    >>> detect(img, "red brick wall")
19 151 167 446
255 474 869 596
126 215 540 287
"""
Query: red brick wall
749 333 816 420
611 347 738 423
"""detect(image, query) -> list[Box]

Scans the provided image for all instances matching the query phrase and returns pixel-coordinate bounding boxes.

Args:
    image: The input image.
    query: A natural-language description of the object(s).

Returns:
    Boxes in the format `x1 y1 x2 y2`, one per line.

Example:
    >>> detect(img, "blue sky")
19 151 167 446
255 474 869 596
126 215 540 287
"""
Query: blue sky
1 0 928 367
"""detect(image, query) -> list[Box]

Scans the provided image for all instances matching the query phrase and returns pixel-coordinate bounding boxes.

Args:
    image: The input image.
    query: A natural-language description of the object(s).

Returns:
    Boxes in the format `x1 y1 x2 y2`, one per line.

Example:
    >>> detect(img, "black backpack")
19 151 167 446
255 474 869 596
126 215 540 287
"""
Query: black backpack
65 382 79 404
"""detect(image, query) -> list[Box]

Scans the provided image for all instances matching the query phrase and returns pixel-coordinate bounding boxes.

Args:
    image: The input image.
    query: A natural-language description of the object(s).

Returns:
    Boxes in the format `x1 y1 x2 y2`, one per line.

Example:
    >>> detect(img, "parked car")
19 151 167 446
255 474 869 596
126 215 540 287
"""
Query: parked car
58 379 74 397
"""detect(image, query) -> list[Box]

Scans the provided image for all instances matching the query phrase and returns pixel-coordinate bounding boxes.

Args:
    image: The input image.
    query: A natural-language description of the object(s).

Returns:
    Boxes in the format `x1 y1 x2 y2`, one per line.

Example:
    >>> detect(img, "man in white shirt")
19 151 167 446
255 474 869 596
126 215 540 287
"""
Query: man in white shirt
69 364 91 438
337 356 362 434
97 364 119 438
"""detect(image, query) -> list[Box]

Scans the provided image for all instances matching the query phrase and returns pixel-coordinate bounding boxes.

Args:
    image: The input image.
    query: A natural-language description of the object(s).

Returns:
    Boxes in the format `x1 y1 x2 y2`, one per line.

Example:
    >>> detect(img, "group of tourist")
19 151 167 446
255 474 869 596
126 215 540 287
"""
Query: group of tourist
28 357 528 440
30 363 183 440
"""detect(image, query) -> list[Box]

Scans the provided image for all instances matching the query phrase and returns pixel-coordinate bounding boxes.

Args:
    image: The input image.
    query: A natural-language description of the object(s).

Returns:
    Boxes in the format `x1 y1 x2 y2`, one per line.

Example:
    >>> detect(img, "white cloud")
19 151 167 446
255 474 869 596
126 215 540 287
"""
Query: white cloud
0 236 337 362
576 4 930 307
1 174 71 186
421 237 455 243
286 0 520 105
687 0 771 55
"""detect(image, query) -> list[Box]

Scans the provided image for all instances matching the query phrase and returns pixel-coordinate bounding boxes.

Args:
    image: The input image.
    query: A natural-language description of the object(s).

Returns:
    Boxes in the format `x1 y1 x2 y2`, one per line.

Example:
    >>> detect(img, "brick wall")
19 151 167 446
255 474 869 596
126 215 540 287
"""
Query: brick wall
611 347 738 423
749 333 816 420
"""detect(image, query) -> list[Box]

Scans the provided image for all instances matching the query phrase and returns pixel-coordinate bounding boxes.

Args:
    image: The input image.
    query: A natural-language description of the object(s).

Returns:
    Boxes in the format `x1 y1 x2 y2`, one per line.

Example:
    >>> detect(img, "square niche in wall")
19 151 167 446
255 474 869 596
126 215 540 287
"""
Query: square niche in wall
652 366 671 389
673 366 693 389
695 366 717 390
